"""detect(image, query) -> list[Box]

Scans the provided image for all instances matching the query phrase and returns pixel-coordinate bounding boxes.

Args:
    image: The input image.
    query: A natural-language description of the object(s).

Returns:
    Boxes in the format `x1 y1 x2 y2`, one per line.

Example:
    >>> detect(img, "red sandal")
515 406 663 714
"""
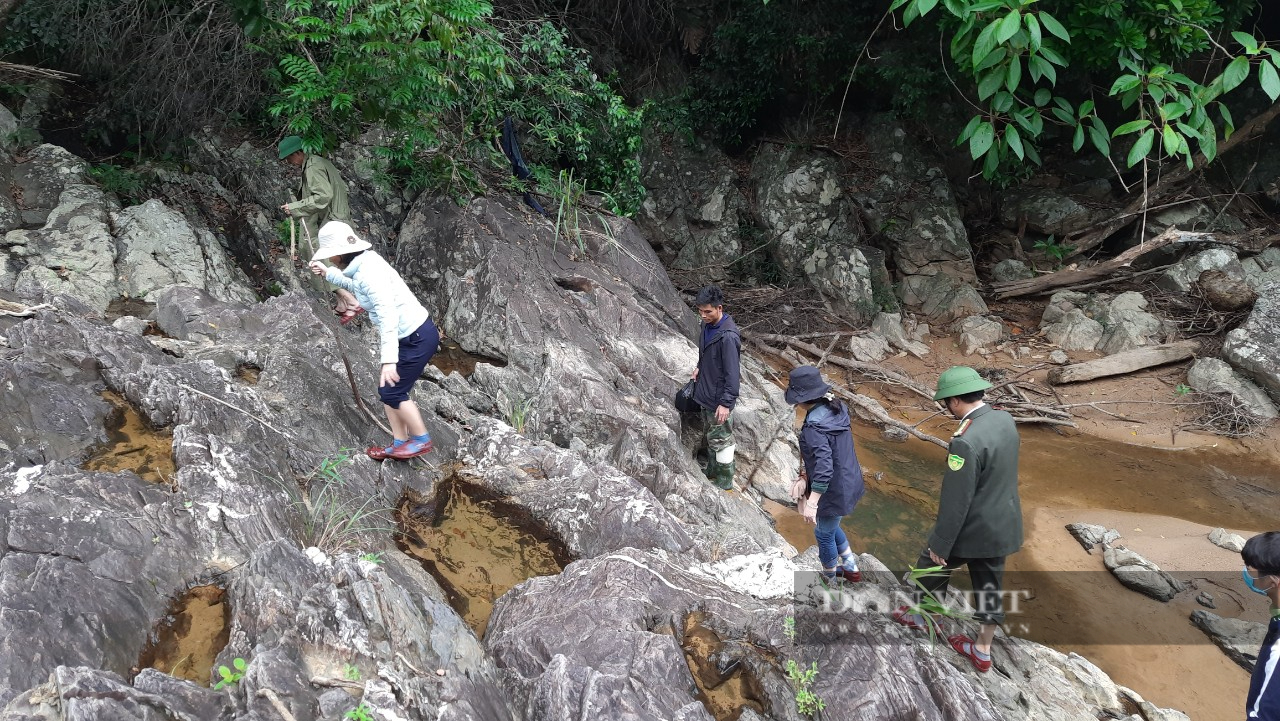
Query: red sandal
891 606 929 632
338 306 367 326
947 634 992 673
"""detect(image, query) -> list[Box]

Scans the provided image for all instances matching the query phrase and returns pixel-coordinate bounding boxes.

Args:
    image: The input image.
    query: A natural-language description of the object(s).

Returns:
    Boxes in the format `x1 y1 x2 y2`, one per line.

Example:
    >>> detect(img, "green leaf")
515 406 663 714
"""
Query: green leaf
996 10 1021 44
234 658 247 671
972 21 1000 69
1221 56 1250 93
1038 12 1070 43
1034 88 1051 107
1072 123 1085 151
958 115 983 143
1231 31 1259 55
970 121 995 160
1006 126 1025 160
975 47 1008 72
1160 102 1189 120
1109 75 1142 95
1201 128 1218 163
1024 14 1042 52
903 0 920 26
1089 116 1110 156
1112 119 1151 137
1127 128 1155 167
1038 46 1067 67
1260 60 1280 102
992 90 1014 112
1029 54 1056 85
982 144 1001 176
978 69 1005 100
1077 100 1095 119
1052 107 1075 124
1005 56 1021 93
1220 103 1235 140
1162 124 1180 156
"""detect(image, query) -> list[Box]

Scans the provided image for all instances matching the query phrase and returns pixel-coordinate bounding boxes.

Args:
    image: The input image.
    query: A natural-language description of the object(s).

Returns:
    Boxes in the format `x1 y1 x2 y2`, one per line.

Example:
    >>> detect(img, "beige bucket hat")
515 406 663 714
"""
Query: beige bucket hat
311 221 372 261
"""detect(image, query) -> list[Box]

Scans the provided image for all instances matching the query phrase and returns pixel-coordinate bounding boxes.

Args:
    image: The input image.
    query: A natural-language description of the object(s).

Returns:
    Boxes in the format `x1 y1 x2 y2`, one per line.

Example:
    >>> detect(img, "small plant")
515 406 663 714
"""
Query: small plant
904 565 974 643
499 392 536 435
784 659 825 717
272 453 394 555
343 663 361 681
345 703 374 721
88 163 148 205
1175 383 1193 396
783 616 796 644
214 657 247 690
1033 235 1075 263
359 552 384 565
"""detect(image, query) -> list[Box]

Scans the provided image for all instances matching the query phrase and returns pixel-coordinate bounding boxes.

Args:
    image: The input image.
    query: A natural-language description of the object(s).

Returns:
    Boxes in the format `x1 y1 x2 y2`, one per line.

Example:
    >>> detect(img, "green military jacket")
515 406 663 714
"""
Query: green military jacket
285 154 350 234
927 404 1023 560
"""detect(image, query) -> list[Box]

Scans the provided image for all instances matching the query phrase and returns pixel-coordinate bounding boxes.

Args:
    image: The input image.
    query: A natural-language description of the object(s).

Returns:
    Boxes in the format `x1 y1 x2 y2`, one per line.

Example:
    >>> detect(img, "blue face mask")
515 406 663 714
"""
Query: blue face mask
1243 566 1274 596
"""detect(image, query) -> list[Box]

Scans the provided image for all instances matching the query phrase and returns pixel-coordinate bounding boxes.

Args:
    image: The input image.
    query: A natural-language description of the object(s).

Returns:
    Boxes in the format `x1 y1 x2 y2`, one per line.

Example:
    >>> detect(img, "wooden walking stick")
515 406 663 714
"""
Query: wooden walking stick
289 217 297 260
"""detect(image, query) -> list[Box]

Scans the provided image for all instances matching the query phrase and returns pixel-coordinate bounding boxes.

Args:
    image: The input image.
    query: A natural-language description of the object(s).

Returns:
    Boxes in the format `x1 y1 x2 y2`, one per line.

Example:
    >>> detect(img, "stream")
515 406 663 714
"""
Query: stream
767 419 1279 721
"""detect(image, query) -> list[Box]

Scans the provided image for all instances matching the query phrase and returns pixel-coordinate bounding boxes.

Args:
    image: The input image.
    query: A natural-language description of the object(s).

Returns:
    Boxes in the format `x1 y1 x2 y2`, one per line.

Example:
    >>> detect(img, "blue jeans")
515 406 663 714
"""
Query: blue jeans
815 516 850 569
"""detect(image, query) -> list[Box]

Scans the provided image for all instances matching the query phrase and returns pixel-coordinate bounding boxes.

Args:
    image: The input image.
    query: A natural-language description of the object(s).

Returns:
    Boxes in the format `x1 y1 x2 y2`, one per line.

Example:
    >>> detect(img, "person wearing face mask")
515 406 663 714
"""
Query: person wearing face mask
1243 531 1280 720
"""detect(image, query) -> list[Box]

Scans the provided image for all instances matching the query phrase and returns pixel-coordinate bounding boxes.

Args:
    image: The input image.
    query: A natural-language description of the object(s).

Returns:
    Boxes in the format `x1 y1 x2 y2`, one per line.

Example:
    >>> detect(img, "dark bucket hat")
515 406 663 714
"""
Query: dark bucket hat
784 365 831 405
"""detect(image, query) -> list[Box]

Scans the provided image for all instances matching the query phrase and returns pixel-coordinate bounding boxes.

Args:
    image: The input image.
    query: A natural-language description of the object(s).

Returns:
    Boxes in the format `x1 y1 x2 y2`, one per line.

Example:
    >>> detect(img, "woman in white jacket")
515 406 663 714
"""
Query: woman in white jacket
309 221 438 460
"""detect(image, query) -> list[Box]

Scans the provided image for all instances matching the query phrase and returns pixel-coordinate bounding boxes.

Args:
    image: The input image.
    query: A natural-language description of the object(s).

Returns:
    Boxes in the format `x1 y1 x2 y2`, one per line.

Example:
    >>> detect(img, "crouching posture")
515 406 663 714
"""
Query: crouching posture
308 221 438 460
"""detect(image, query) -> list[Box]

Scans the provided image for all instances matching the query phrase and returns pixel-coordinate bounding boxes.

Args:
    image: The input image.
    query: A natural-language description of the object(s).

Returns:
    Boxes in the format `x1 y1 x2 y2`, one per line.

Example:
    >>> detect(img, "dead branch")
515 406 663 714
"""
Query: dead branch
1178 390 1272 438
750 340 949 448
992 227 1201 299
753 333 935 401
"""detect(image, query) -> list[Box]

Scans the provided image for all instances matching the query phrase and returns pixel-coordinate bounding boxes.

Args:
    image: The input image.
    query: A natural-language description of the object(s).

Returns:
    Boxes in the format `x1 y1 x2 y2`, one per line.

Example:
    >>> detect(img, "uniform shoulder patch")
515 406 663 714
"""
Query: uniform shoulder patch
947 454 965 471
952 418 973 437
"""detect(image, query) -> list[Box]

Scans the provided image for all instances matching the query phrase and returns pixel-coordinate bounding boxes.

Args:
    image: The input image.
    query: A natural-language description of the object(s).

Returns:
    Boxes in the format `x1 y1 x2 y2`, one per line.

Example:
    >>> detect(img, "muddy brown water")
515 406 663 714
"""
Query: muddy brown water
767 419 1279 720
135 585 230 687
431 339 505 378
680 612 768 721
82 391 175 484
397 476 570 638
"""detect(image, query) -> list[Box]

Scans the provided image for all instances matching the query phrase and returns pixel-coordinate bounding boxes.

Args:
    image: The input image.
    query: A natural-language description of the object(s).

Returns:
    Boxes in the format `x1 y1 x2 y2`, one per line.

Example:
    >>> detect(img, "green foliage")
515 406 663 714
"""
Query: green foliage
262 0 508 192
88 163 148 206
274 451 395 554
1033 235 1074 263
343 663 361 681
214 658 247 690
499 391 536 434
345 703 374 721
783 616 797 643
784 660 825 717
505 22 645 215
359 552 384 565
904 565 973 643
892 0 1272 183
1175 383 1193 396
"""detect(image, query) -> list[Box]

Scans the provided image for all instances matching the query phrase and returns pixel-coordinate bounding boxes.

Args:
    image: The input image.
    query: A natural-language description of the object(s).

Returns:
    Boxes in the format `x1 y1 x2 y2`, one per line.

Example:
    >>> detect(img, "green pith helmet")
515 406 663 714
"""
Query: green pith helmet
277 135 304 159
933 366 993 401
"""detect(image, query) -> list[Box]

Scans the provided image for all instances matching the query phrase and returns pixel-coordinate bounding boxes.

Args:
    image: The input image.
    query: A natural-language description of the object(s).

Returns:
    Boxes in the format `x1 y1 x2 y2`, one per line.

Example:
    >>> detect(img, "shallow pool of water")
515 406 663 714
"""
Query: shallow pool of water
83 391 175 484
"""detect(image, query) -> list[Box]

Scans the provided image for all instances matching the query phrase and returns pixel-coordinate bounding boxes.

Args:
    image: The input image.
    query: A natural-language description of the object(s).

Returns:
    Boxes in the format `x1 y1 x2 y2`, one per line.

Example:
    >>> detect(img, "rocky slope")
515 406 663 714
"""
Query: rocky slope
0 120 1196 720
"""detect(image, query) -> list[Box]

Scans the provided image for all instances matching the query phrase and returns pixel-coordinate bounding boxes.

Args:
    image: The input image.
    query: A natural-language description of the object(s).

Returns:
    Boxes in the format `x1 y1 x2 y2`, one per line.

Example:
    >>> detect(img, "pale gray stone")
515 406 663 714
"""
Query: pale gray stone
1207 526 1247 553
1187 358 1278 420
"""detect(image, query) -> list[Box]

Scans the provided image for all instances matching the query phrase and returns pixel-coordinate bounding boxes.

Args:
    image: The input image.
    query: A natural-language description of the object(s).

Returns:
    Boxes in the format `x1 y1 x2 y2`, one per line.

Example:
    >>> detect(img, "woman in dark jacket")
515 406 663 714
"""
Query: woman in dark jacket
785 365 866 582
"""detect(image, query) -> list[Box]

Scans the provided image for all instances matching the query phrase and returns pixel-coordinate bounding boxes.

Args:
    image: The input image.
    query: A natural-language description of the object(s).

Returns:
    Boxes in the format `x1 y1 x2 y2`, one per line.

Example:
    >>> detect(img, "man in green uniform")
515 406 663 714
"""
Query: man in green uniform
892 366 1023 673
277 136 360 319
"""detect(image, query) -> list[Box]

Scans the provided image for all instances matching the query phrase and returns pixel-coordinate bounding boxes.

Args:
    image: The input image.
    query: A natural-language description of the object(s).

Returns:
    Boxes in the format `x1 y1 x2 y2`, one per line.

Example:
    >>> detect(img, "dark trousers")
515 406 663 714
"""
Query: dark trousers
913 550 1008 625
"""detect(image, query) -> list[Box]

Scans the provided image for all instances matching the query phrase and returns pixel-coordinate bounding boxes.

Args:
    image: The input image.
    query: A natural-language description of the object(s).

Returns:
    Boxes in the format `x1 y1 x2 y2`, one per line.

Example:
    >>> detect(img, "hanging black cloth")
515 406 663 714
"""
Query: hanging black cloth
499 116 549 216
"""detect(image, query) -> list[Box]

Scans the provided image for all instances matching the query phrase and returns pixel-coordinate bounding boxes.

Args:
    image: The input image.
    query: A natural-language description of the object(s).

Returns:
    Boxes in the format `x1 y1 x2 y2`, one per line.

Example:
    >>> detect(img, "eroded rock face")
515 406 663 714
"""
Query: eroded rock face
1157 247 1244 294
1187 358 1279 420
999 187 1104 237
1223 279 1280 401
396 194 798 554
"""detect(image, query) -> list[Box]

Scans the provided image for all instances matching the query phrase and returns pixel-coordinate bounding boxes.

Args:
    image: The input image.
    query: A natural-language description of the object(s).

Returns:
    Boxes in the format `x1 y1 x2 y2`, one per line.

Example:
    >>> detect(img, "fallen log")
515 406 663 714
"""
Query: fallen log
749 339 949 448
991 227 1200 299
1048 341 1199 385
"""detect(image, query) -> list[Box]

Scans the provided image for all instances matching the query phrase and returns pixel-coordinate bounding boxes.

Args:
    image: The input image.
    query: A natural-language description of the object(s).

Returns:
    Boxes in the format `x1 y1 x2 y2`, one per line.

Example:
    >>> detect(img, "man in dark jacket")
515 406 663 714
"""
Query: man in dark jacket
893 366 1022 673
690 286 741 490
1242 532 1280 720
785 365 866 582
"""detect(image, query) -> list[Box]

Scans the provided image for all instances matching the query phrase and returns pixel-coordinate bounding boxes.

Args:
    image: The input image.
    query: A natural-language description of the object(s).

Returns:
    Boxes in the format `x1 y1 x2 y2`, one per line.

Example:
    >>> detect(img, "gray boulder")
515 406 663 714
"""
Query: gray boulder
1191 610 1267 671
1049 349 1070 365
1103 546 1184 602
8 184 120 312
752 145 880 321
872 312 930 358
9 144 90 216
1223 280 1280 401
1187 358 1278 420
1242 247 1280 292
0 104 17 151
638 134 745 276
999 188 1105 236
1043 309 1103 352
1065 523 1120 552
955 315 1004 355
1157 247 1243 293
898 273 988 324
1207 526 1247 553
848 333 892 362
1095 292 1165 355
991 259 1034 283
857 120 978 282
